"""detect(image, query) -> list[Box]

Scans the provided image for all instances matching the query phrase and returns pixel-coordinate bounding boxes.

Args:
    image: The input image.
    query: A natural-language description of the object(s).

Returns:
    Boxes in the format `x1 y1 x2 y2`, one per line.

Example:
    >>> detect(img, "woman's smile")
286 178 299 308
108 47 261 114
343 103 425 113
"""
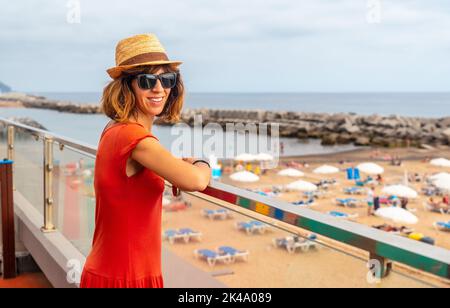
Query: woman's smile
146 96 164 106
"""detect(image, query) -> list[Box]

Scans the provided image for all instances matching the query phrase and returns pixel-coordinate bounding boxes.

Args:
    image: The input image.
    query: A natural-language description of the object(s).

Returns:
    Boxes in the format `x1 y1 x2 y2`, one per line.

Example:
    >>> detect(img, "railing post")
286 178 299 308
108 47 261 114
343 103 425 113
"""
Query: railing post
7 126 15 191
41 137 55 233
7 126 14 161
369 253 392 280
1 159 16 279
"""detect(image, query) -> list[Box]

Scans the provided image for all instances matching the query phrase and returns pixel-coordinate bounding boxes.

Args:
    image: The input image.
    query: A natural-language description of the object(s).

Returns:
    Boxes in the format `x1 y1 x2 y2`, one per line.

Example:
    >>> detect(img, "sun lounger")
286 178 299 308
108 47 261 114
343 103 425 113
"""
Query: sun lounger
273 234 317 253
322 179 338 185
423 203 449 214
422 186 445 197
178 228 203 242
335 198 359 208
218 246 249 262
292 199 315 207
304 191 327 199
202 209 233 220
433 221 450 232
328 211 359 220
194 249 232 267
163 229 189 244
236 220 268 235
343 187 366 195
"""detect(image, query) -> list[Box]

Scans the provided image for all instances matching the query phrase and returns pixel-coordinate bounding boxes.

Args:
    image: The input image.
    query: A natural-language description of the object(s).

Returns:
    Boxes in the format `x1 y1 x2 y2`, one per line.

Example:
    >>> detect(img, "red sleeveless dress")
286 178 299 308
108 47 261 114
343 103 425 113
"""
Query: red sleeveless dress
80 122 165 288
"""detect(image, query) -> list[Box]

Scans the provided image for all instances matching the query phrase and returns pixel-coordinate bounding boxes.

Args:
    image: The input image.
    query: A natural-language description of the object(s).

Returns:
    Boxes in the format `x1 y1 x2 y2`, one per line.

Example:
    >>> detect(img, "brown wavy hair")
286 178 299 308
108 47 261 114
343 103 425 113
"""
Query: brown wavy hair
101 64 184 123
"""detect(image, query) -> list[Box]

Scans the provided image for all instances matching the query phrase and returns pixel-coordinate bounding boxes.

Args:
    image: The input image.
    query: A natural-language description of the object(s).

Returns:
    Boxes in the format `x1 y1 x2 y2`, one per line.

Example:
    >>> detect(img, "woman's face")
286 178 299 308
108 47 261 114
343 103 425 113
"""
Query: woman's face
131 67 171 118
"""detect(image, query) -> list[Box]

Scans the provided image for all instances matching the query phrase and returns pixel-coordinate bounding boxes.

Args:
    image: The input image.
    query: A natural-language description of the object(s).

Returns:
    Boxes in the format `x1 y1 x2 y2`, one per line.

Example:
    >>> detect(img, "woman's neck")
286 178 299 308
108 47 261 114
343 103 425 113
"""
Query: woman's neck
130 112 154 133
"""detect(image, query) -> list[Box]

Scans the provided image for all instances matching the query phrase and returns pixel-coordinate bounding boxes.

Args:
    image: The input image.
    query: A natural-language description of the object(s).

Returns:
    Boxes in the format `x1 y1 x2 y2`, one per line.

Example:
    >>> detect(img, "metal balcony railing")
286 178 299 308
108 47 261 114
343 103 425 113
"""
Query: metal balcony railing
1 116 449 287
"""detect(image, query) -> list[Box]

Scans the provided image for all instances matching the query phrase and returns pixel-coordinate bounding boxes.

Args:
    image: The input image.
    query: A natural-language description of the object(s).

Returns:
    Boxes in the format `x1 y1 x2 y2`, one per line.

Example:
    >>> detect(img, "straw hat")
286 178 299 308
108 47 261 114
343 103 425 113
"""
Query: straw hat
107 34 182 79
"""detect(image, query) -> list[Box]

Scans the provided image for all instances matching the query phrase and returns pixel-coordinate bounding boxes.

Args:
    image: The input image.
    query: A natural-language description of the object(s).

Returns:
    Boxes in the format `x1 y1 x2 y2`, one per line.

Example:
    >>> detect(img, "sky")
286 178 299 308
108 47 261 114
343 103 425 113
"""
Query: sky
0 0 450 93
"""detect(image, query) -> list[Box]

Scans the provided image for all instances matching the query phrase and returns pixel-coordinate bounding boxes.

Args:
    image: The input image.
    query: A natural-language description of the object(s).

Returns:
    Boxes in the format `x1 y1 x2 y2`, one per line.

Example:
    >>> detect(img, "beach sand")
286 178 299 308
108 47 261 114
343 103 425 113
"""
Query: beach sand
162 146 450 288
3 138 449 287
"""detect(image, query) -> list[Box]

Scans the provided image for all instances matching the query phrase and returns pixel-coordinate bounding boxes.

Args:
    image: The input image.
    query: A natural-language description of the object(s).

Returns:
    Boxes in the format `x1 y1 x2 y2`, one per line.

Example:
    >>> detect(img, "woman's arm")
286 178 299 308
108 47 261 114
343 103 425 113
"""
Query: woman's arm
131 137 211 192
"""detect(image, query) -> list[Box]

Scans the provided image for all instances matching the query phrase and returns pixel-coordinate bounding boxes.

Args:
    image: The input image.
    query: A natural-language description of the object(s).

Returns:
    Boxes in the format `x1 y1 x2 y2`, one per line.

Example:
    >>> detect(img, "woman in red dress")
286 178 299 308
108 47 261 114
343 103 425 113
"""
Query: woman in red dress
80 34 211 288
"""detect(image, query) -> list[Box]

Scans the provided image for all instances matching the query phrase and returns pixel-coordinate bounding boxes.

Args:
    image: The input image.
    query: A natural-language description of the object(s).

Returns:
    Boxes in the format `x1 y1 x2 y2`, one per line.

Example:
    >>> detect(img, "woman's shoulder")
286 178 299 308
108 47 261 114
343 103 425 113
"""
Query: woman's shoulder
101 121 151 139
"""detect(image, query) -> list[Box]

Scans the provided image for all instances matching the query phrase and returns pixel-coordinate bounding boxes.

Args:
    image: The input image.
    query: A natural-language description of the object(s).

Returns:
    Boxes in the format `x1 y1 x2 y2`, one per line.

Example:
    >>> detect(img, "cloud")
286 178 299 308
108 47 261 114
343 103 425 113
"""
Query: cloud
0 0 449 92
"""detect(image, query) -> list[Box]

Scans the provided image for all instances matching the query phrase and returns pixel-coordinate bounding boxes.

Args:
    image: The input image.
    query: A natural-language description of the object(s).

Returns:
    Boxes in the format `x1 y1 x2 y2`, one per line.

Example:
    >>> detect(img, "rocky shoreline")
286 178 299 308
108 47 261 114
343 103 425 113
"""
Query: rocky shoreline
1 92 449 148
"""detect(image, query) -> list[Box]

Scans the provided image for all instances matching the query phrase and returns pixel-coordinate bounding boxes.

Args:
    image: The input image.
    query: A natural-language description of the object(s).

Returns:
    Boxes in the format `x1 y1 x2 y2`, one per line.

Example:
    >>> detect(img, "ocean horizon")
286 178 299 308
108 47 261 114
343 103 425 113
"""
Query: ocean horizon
27 91 450 118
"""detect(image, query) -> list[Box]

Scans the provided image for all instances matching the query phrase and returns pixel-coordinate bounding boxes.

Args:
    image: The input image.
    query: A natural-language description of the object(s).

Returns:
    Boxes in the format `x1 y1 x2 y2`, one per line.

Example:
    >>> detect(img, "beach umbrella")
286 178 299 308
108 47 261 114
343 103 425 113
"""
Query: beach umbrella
255 153 274 161
234 153 256 162
430 158 450 168
375 207 418 225
382 185 418 199
429 173 450 182
277 168 304 177
434 179 450 192
230 171 260 183
313 165 340 175
357 163 384 175
286 180 318 192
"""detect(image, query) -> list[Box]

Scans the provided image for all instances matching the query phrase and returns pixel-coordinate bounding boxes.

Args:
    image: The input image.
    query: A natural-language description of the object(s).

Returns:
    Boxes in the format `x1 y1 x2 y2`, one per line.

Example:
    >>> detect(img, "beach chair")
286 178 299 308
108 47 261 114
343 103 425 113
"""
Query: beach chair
178 228 203 242
236 220 268 235
328 211 359 220
422 187 437 197
218 246 249 263
292 198 315 207
303 191 315 199
324 179 338 185
343 187 365 195
163 230 189 244
202 209 233 220
194 249 232 267
433 221 450 232
273 234 317 253
304 191 327 199
355 180 366 187
335 198 358 208
423 203 449 215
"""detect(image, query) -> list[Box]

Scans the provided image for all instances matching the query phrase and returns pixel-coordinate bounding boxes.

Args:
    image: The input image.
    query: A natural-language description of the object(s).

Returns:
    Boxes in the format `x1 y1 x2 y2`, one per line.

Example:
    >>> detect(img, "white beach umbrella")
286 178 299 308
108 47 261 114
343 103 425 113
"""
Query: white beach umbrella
234 153 256 162
375 207 418 225
286 180 318 192
313 165 340 175
357 162 384 175
434 179 450 192
277 168 304 177
255 153 274 161
230 171 260 183
429 173 450 182
430 158 450 168
382 185 418 199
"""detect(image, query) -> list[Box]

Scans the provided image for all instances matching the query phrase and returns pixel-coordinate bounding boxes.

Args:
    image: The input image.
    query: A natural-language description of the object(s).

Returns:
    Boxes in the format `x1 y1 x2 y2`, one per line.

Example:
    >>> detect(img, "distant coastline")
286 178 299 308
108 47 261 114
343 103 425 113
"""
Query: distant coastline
1 92 449 148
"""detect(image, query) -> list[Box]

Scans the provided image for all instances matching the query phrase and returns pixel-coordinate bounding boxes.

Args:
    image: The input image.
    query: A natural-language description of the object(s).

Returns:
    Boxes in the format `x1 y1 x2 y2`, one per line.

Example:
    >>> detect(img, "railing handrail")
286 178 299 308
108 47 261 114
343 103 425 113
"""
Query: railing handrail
0 117 97 156
2 117 450 281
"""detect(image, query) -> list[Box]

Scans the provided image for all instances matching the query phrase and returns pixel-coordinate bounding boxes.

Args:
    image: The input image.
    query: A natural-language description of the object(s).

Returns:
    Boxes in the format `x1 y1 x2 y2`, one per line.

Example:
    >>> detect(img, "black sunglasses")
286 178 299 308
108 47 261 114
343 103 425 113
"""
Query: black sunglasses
136 72 178 90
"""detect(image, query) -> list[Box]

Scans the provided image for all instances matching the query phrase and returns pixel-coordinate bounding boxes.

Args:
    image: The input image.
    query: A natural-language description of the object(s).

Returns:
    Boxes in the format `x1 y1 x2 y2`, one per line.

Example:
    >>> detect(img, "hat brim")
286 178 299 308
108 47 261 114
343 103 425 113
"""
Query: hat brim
107 60 183 79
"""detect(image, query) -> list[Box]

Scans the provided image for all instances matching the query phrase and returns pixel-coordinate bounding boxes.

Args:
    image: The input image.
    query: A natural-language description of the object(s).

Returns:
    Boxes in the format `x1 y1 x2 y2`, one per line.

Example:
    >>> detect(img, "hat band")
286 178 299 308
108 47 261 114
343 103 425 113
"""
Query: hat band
119 52 169 66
